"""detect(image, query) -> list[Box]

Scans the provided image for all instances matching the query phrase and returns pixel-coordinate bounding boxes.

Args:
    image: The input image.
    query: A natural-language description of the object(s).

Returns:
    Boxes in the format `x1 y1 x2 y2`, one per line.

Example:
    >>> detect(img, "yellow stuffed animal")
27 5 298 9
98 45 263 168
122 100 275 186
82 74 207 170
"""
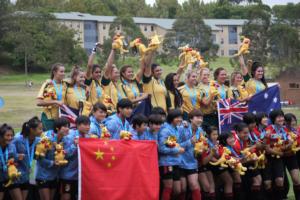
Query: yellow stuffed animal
54 143 68 166
120 130 132 140
4 158 21 187
257 151 266 169
234 36 250 57
148 33 162 51
241 147 259 170
226 156 247 175
210 147 231 168
43 81 58 109
194 135 209 156
100 126 111 139
271 138 284 158
209 81 221 100
165 136 179 148
288 132 300 154
191 50 209 68
178 45 194 67
129 38 149 59
112 33 129 55
35 136 52 158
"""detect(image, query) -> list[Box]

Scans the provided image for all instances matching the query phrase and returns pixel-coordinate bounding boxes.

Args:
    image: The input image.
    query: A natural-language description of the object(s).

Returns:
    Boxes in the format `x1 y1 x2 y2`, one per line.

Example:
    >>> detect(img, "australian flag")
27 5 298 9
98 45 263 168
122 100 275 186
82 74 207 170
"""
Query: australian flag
218 85 281 134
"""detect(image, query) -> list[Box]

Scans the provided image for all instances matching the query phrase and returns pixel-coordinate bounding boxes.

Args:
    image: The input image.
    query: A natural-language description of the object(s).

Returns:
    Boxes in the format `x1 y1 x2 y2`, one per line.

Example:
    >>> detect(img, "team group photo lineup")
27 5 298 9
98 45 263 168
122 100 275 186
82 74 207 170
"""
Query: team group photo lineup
0 0 300 200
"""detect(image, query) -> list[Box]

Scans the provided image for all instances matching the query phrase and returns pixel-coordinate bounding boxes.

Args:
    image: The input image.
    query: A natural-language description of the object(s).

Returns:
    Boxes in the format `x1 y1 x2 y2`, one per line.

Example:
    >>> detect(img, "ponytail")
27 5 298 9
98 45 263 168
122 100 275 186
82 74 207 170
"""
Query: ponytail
21 116 41 137
50 63 64 80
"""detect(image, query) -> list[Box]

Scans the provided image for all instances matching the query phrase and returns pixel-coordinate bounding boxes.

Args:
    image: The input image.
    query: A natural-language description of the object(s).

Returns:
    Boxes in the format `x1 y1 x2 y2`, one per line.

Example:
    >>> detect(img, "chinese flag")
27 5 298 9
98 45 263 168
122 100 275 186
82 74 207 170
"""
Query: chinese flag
78 138 159 200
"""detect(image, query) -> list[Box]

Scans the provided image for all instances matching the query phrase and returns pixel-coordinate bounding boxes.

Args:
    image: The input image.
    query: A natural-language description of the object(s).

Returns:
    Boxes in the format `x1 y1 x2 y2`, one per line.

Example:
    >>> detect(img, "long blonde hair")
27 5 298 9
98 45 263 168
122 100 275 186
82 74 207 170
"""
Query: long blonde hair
70 65 84 86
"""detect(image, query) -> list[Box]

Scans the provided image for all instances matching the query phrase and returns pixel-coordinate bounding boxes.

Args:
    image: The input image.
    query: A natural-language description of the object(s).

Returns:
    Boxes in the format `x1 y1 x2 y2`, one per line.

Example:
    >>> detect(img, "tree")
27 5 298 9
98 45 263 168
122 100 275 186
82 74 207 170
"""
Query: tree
163 0 218 59
1 12 87 73
153 0 180 18
273 3 300 27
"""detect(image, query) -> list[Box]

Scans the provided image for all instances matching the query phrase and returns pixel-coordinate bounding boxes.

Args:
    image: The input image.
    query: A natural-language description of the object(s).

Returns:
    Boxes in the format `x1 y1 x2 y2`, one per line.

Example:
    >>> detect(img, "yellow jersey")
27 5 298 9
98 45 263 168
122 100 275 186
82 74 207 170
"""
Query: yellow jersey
198 83 215 115
86 79 105 105
119 79 140 102
179 84 201 113
245 78 266 97
228 85 249 101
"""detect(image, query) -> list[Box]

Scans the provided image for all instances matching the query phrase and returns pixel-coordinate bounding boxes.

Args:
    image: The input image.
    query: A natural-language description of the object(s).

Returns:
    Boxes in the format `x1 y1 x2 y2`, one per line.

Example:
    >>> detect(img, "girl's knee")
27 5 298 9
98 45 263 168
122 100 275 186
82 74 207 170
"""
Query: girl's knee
275 177 284 187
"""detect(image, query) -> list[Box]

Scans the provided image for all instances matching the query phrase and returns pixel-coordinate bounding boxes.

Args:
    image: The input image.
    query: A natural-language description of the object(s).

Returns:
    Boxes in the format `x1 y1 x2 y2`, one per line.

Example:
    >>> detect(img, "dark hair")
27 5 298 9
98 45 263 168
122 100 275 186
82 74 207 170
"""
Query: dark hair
284 113 297 126
53 117 70 133
75 116 90 126
233 122 248 132
92 64 101 74
243 113 256 125
132 114 148 129
166 109 182 124
92 102 107 114
269 109 284 124
151 63 159 72
151 107 166 116
213 67 226 80
148 114 164 125
117 98 133 113
178 82 185 88
218 132 233 146
165 73 183 108
251 62 268 88
188 109 203 120
255 112 268 126
206 126 218 136
21 116 41 137
50 63 64 79
120 65 133 83
0 124 14 138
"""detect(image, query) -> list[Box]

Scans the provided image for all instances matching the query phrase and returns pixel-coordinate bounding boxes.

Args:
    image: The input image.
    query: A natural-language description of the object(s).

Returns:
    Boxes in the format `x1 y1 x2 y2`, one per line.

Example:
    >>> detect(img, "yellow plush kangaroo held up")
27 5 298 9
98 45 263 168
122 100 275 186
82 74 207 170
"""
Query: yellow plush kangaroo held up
234 36 250 57
112 34 129 55
35 136 52 158
4 158 21 187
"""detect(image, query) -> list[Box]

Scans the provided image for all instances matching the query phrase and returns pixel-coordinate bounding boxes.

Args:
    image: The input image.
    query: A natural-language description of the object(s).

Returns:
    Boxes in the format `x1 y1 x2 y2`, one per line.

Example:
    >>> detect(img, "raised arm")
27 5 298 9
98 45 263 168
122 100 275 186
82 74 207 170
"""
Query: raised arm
238 55 248 76
143 51 155 77
176 59 185 81
86 52 96 80
103 49 116 79
135 58 145 83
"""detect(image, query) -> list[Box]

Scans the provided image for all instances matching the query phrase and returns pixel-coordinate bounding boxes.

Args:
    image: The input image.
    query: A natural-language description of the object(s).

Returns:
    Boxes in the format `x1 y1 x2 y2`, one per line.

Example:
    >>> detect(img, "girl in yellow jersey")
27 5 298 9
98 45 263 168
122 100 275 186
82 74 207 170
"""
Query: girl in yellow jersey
85 45 105 106
37 63 66 130
64 66 90 117
212 67 229 100
228 71 250 102
179 70 201 120
119 65 149 104
198 68 219 128
165 73 183 110
239 55 268 96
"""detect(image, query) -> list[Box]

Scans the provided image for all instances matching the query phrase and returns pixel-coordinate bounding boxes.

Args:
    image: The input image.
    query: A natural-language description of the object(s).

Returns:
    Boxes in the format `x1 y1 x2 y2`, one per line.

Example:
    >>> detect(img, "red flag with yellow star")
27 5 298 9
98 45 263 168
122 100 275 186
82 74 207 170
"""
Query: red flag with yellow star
78 138 159 200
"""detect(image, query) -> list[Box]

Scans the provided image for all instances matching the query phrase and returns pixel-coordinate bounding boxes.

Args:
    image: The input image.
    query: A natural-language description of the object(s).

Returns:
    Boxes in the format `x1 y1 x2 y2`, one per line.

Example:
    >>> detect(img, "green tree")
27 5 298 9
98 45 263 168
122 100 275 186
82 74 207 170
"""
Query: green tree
163 0 217 59
1 12 87 74
153 0 180 18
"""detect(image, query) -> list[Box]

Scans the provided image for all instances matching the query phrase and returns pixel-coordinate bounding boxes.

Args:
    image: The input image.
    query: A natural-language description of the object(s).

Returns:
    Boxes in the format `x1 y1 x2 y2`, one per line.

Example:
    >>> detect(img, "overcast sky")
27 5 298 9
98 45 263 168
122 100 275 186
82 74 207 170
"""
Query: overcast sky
145 0 300 6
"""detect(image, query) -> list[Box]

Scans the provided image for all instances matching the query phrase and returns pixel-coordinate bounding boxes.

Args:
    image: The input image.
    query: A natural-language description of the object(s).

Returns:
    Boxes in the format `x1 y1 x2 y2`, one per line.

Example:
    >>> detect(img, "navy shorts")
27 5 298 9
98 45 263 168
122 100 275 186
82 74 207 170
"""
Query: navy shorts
159 166 181 181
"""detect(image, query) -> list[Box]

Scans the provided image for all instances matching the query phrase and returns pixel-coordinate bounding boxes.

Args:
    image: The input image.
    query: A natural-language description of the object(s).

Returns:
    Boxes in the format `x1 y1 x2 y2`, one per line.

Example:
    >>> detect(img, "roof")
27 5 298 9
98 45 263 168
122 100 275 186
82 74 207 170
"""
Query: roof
53 12 247 31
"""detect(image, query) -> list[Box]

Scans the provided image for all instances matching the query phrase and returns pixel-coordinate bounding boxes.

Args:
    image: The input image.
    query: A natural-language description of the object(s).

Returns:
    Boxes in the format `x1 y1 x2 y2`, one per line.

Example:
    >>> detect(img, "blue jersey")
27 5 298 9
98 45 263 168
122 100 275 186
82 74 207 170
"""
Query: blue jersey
104 114 132 139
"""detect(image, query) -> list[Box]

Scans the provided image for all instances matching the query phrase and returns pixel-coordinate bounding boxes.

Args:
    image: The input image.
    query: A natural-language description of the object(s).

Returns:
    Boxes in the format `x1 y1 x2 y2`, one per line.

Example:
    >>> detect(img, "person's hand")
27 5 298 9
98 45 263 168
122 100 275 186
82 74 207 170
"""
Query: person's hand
191 136 197 145
55 100 63 107
55 160 60 166
182 120 189 128
178 147 185 153
18 154 25 161
140 93 149 100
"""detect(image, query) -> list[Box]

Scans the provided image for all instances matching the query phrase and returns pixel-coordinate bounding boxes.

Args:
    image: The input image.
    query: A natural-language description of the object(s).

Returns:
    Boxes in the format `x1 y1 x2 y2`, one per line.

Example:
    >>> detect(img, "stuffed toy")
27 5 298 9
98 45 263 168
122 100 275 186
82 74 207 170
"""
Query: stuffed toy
210 147 231 168
101 126 111 139
271 138 284 158
112 33 129 55
288 131 300 154
120 130 132 140
129 38 149 60
43 81 58 109
257 151 266 169
178 45 194 67
194 135 209 156
4 158 21 187
234 36 250 57
226 156 247 175
35 136 52 158
241 147 259 169
191 50 209 68
54 143 68 166
209 81 221 99
165 136 179 148
148 33 162 51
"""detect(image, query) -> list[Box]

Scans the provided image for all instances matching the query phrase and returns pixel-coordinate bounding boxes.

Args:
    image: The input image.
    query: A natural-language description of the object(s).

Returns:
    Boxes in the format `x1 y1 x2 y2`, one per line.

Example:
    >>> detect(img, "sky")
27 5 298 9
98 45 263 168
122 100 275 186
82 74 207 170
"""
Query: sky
145 0 300 6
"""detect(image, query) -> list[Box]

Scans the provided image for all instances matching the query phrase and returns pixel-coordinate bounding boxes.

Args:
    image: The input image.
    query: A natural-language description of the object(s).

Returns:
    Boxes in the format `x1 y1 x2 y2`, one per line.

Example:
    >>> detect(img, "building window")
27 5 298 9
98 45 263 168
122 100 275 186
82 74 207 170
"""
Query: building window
103 24 106 30
221 50 224 56
211 34 216 44
77 24 80 29
229 49 238 56
228 26 238 44
144 26 147 31
221 38 224 44
151 25 154 31
289 83 300 89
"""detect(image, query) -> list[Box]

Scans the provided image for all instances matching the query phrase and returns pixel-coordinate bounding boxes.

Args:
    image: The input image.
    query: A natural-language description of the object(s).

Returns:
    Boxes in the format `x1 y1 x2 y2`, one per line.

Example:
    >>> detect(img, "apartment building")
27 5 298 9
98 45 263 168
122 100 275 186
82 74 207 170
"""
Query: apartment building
53 12 247 57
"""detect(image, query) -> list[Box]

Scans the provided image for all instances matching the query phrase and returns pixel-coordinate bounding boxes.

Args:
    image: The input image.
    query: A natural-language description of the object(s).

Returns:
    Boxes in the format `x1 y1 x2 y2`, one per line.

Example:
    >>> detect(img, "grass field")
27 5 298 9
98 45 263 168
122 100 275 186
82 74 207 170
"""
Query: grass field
0 57 297 199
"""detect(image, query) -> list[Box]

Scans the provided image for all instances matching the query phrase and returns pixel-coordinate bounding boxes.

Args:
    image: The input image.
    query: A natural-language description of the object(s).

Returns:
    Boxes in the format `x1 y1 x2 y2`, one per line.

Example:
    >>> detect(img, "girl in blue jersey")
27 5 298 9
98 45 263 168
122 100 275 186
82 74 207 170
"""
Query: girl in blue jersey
0 124 18 200
131 114 148 140
89 103 108 138
13 117 43 200
158 109 185 200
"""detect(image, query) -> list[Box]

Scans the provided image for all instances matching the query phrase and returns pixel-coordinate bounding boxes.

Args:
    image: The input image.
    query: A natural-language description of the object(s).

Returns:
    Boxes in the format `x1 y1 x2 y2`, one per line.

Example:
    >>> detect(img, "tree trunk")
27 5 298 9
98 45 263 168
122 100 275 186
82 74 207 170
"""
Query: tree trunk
24 51 28 77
